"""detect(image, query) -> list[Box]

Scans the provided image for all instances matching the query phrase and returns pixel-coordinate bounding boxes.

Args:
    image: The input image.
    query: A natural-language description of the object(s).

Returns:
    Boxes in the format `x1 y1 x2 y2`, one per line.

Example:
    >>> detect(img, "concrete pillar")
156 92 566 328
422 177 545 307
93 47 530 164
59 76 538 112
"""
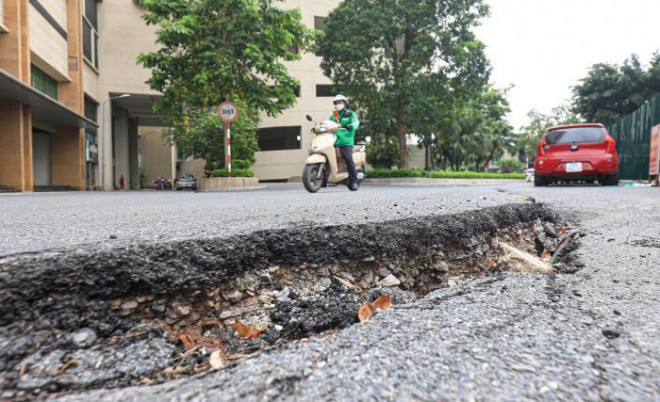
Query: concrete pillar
58 0 86 190
100 96 112 190
0 0 33 192
51 128 83 188
0 102 33 191
128 118 139 189
112 108 130 189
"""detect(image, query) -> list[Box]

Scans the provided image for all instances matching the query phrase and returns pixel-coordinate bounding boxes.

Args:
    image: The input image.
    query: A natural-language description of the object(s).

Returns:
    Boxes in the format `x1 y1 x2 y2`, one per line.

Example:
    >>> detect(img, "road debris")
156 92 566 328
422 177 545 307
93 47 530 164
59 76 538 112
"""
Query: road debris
498 242 555 274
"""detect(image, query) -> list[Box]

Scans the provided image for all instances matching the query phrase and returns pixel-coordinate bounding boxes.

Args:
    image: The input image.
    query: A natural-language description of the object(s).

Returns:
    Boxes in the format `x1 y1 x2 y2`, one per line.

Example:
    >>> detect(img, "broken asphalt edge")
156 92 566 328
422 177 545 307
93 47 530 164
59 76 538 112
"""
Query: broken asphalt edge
0 203 558 326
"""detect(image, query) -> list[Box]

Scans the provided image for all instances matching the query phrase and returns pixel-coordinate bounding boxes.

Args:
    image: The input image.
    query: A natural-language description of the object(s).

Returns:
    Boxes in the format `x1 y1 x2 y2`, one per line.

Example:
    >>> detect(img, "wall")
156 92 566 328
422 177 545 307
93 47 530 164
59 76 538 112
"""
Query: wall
252 0 341 181
50 128 82 187
139 127 173 186
29 3 68 80
97 0 160 190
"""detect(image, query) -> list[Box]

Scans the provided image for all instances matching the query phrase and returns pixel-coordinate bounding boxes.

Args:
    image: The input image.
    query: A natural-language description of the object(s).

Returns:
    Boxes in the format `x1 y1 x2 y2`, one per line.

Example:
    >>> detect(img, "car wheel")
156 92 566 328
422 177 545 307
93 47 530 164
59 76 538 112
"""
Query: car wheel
601 173 619 186
534 175 547 187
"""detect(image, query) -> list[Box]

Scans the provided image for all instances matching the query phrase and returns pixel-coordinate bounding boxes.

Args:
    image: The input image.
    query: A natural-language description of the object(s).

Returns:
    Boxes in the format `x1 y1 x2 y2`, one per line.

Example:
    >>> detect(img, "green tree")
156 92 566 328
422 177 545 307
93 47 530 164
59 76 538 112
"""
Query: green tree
138 0 315 167
572 53 660 126
317 0 490 168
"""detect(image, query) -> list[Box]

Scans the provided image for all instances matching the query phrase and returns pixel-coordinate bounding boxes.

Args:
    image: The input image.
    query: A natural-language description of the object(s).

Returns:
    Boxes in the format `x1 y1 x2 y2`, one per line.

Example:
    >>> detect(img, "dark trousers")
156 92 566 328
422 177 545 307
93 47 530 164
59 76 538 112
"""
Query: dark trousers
339 146 358 185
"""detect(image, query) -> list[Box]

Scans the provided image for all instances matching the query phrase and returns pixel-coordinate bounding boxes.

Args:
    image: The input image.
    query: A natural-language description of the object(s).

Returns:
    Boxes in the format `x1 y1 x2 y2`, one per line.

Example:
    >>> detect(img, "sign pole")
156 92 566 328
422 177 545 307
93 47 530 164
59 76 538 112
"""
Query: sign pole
218 101 239 176
226 121 232 175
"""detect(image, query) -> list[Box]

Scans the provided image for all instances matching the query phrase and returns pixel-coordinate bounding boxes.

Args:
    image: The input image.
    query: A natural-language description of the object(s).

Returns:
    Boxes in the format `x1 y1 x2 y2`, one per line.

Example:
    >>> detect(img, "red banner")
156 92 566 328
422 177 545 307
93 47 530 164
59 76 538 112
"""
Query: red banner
650 125 660 176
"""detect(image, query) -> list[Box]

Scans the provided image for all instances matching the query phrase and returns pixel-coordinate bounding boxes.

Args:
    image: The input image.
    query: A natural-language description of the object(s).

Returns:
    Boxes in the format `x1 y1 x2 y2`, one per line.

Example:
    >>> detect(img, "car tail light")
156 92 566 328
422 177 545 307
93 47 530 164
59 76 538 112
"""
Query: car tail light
605 137 616 153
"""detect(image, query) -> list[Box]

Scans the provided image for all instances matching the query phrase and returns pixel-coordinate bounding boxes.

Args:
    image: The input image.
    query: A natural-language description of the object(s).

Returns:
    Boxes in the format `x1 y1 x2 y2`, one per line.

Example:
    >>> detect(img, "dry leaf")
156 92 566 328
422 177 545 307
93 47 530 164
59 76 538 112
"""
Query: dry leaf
209 350 225 370
541 249 552 260
232 322 266 339
358 304 373 323
176 329 224 351
370 295 392 311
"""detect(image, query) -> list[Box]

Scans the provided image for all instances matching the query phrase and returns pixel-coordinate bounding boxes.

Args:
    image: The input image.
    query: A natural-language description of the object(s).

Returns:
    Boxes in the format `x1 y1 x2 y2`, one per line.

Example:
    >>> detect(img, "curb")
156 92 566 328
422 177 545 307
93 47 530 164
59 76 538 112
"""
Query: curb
196 185 268 193
362 178 526 186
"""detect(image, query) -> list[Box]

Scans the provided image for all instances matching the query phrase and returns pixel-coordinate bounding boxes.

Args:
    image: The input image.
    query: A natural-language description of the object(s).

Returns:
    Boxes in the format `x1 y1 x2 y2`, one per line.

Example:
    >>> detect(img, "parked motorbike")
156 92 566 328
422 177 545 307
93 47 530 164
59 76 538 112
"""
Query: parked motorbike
303 114 367 193
154 176 169 190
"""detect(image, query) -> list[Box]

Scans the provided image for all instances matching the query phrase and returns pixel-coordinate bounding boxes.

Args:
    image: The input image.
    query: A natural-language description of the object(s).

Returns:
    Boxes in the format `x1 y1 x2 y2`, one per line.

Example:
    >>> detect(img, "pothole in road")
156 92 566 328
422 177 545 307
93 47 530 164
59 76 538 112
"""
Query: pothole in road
0 205 582 400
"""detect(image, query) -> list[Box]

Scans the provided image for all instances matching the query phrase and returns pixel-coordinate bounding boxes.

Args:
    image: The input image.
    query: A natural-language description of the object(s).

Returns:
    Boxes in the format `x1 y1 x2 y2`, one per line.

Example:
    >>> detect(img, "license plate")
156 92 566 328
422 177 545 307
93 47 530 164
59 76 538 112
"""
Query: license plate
566 162 583 173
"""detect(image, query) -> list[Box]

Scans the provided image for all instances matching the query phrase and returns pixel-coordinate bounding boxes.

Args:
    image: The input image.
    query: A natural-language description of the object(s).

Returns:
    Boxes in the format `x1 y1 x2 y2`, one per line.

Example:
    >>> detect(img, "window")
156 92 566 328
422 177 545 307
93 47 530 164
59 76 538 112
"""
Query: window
316 84 333 97
269 85 300 97
314 16 326 31
31 65 57 99
83 0 99 69
314 16 326 46
545 127 606 145
84 96 98 163
257 126 302 151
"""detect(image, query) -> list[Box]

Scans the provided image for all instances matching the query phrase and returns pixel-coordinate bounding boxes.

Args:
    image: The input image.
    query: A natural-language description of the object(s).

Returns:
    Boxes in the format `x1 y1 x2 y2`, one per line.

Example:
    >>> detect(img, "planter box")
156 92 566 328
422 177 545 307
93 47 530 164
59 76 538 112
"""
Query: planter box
197 177 264 192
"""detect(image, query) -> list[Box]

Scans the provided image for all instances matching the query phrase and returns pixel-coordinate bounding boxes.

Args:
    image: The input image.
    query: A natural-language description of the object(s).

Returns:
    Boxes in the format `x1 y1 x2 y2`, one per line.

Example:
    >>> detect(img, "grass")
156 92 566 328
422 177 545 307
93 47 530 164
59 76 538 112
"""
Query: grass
367 168 525 180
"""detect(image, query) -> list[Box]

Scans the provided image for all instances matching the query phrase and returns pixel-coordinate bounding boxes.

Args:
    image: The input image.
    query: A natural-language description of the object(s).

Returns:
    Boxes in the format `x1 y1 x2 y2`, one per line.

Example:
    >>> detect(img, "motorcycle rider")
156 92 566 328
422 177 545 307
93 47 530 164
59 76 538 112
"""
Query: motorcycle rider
329 94 360 191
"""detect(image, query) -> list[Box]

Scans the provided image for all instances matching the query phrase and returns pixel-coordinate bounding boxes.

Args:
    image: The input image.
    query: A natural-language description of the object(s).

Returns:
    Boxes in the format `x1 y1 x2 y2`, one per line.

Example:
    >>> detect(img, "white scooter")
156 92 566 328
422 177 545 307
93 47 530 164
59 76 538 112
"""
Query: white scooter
303 115 367 193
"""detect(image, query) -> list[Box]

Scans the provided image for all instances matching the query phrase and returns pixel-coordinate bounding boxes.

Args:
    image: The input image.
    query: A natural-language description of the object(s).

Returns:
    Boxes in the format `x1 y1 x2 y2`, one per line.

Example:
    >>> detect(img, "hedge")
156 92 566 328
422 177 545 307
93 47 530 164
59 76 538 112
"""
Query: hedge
367 168 525 180
210 168 255 178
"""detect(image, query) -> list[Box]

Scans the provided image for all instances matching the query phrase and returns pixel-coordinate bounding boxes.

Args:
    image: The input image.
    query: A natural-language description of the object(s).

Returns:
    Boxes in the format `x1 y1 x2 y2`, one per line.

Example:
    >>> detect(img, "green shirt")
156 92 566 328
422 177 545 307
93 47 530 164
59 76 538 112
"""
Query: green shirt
329 109 360 147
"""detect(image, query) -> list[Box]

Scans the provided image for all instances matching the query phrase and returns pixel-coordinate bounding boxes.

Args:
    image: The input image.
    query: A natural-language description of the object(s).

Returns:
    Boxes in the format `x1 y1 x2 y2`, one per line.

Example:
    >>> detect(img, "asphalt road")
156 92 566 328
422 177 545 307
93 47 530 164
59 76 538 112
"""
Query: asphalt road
1 183 527 257
2 183 659 400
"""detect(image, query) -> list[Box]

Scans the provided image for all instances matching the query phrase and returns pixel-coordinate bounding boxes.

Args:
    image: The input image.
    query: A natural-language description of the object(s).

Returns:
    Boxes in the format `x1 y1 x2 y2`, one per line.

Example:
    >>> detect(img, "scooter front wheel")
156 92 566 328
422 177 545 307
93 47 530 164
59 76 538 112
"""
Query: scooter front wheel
303 163 324 193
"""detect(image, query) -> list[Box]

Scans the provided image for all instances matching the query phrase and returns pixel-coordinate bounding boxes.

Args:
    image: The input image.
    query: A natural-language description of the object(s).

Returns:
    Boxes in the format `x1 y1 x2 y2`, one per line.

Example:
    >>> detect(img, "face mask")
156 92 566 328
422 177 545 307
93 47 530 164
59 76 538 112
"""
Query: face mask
335 103 345 112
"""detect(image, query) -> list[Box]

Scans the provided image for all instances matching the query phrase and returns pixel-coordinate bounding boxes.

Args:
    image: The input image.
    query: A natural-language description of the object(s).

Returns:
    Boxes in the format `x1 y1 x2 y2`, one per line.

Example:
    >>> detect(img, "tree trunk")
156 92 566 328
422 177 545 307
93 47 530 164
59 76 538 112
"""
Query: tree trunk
396 99 408 168
483 148 496 171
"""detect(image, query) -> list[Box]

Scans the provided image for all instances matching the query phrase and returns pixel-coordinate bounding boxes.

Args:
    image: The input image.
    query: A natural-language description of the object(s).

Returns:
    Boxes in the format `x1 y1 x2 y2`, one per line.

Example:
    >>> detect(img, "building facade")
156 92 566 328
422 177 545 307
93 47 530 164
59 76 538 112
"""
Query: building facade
0 0 341 192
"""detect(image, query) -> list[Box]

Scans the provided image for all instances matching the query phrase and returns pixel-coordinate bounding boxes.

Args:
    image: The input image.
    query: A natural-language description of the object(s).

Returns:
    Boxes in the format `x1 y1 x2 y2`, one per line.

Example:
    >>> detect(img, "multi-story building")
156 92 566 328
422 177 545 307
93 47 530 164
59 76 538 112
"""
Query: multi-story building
0 0 341 192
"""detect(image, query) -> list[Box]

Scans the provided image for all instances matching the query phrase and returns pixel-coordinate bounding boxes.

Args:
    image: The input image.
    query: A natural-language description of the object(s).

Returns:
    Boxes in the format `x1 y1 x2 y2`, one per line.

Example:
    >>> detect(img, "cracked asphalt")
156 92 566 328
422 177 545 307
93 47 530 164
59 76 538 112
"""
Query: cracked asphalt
1 183 658 400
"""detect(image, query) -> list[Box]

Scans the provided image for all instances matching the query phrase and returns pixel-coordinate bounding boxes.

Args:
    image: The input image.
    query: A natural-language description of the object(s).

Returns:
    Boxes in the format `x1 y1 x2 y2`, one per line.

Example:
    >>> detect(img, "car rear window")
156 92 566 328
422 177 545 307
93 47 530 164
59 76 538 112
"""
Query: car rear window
545 127 606 145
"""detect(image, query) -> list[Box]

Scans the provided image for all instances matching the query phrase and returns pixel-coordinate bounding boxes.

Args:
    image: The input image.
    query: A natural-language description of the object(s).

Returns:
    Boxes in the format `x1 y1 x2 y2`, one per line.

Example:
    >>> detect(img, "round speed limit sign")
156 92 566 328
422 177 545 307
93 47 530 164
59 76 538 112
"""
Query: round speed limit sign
218 101 239 123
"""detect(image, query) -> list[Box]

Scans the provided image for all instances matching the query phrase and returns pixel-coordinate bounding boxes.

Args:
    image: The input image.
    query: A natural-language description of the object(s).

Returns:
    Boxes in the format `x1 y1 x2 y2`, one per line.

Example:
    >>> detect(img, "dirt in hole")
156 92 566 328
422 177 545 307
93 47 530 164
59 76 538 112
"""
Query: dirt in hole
0 216 582 401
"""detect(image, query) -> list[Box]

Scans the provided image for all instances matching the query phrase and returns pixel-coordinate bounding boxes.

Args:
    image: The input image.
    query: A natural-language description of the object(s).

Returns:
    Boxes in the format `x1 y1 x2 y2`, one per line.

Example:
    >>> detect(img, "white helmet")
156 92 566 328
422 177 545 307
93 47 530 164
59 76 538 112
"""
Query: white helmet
333 94 348 104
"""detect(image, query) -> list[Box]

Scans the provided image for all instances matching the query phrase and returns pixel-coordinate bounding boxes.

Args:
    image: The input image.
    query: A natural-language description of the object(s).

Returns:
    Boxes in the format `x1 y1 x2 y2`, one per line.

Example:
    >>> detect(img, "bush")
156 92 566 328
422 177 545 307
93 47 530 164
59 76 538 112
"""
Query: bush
367 168 424 178
210 168 255 177
367 168 525 180
499 158 526 173
232 159 252 170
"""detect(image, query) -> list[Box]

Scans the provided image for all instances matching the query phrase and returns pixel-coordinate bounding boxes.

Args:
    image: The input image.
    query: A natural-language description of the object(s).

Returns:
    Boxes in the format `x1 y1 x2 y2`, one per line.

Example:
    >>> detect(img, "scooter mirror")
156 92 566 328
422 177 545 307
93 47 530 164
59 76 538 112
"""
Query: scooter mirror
305 115 313 122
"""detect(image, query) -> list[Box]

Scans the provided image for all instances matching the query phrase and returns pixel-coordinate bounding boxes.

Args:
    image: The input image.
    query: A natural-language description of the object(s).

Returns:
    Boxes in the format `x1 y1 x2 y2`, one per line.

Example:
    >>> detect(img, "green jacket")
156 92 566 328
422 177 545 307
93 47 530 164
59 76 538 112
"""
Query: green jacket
329 109 360 147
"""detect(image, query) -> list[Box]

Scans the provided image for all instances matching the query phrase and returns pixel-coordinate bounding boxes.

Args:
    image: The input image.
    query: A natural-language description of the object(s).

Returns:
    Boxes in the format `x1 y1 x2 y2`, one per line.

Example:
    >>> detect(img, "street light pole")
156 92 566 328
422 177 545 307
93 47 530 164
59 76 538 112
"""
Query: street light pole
99 94 131 190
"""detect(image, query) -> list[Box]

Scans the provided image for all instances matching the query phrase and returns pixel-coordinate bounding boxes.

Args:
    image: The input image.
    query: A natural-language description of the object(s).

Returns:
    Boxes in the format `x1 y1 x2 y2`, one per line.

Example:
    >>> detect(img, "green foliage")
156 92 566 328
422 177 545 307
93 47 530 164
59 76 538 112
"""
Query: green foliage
138 0 315 169
572 53 660 126
366 136 401 169
368 169 424 178
167 100 260 173
367 169 524 180
232 159 252 170
317 0 490 168
498 158 525 173
210 169 255 178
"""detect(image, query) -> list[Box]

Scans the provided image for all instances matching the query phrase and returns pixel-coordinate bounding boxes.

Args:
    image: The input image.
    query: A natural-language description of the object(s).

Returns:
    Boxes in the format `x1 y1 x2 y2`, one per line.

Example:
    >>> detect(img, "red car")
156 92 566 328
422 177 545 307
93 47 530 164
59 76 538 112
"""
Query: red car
534 123 619 186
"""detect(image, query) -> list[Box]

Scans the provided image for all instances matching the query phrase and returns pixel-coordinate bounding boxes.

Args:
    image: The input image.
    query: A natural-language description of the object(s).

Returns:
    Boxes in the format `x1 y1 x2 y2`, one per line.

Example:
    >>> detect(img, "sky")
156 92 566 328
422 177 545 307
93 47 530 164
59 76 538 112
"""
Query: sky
475 0 660 131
